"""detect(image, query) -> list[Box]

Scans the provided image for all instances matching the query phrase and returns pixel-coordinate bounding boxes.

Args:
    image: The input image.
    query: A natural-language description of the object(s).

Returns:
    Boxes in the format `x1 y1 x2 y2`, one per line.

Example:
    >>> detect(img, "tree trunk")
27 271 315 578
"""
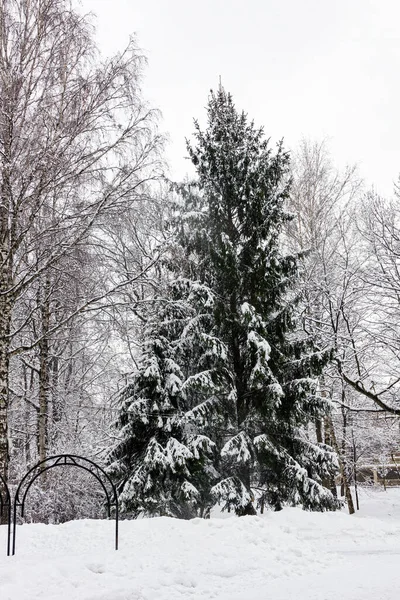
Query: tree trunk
0 303 11 481
0 240 12 487
37 280 51 466
319 381 337 497
51 356 60 424
315 418 323 443
23 362 35 467
323 416 338 498
0 28 14 500
340 407 347 497
0 289 12 525
326 416 355 514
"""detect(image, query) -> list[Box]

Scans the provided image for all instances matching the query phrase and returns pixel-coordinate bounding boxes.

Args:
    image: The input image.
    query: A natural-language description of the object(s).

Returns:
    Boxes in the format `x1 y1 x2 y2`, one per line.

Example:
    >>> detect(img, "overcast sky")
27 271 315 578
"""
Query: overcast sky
81 0 400 196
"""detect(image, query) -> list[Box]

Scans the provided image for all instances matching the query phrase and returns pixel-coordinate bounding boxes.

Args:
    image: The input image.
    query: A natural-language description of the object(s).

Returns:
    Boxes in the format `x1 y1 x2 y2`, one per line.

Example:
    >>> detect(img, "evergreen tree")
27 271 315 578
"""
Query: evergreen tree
107 279 225 518
108 88 340 517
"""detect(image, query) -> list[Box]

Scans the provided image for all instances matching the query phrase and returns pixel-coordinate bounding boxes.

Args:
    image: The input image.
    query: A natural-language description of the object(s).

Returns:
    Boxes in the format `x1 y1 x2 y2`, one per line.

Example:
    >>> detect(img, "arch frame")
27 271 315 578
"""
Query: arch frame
0 473 11 556
12 454 118 555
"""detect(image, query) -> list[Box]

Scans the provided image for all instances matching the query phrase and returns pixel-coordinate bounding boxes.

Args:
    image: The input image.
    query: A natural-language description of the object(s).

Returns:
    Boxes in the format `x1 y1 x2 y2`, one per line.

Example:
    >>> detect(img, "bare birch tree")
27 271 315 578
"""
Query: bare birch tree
289 142 400 505
338 189 400 416
0 0 163 487
288 139 361 512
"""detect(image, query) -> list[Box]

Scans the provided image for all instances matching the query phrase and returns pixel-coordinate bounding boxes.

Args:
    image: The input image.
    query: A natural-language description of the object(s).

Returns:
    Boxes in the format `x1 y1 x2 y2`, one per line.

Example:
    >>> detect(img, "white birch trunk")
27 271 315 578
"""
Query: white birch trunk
0 248 12 502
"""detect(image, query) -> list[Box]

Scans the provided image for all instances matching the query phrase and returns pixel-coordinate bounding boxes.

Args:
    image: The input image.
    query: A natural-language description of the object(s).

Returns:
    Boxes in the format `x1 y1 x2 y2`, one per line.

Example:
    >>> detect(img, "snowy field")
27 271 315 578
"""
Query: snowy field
2 488 400 600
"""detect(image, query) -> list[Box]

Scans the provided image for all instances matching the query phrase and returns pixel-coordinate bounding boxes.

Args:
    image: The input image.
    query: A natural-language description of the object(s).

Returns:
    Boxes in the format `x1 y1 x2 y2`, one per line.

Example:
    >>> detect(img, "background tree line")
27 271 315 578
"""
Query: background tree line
1 0 399 522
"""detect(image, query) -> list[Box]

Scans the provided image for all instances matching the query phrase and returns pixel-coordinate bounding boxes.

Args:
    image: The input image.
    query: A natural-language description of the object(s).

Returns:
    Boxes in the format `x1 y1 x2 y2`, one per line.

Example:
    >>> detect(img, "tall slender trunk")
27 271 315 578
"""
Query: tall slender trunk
51 356 62 424
0 241 12 493
325 415 355 514
0 285 12 525
0 51 15 495
23 362 35 466
340 406 348 496
319 379 337 497
353 433 359 510
0 298 11 483
37 279 51 465
321 417 337 497
315 418 323 443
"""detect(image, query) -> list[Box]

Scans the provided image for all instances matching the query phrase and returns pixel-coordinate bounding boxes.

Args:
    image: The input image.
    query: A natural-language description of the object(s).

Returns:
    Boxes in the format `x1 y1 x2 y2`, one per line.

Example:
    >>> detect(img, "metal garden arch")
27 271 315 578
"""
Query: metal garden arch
12 454 119 555
0 473 11 556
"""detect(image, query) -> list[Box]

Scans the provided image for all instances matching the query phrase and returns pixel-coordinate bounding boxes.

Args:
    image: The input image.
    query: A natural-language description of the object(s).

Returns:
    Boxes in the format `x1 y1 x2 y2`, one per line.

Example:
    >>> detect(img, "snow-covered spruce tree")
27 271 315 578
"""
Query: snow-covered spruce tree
106 279 226 518
108 88 340 516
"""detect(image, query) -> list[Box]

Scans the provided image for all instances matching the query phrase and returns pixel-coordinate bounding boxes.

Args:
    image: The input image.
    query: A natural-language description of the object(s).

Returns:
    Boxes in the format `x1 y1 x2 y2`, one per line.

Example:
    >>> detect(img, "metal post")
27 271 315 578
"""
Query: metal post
0 474 11 556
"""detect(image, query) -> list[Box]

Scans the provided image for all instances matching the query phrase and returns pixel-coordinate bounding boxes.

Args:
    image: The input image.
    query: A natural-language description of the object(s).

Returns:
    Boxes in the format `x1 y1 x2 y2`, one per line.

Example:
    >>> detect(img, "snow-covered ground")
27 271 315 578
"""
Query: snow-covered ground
2 487 400 600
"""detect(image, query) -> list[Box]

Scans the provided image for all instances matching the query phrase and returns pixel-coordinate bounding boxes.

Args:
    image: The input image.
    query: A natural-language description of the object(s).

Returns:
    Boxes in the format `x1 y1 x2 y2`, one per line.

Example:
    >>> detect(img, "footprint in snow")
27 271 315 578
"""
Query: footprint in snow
86 562 106 574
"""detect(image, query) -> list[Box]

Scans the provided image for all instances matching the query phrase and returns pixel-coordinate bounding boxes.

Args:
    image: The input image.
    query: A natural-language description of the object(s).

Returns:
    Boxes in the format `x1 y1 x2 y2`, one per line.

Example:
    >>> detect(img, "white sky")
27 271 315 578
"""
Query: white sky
81 0 400 196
